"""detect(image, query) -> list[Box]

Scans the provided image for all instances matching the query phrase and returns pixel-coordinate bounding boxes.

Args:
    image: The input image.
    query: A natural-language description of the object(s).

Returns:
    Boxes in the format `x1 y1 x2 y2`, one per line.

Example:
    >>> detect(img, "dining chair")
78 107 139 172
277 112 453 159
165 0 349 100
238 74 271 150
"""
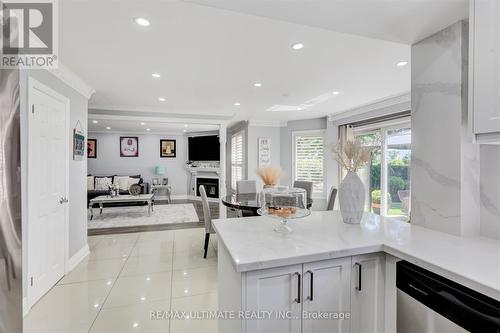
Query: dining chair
293 181 313 201
236 180 257 194
326 186 338 210
199 185 215 259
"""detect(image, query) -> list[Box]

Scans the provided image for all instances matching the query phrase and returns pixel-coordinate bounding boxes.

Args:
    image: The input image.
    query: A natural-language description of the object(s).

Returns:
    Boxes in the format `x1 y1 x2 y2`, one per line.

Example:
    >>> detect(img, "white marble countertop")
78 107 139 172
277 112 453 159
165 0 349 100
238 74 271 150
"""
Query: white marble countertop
213 211 500 299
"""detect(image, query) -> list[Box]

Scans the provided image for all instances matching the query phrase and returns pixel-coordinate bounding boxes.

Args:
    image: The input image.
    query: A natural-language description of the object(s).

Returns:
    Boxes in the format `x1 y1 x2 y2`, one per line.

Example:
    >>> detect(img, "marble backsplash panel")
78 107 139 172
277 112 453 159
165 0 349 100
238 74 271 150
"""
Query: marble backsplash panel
480 145 500 239
411 21 480 236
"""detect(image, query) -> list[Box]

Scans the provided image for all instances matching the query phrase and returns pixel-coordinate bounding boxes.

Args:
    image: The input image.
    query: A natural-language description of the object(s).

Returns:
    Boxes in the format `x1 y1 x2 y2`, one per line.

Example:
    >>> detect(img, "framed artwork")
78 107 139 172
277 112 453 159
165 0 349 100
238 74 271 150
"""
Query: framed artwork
73 129 85 160
160 139 176 158
120 136 139 157
87 139 97 158
258 137 271 167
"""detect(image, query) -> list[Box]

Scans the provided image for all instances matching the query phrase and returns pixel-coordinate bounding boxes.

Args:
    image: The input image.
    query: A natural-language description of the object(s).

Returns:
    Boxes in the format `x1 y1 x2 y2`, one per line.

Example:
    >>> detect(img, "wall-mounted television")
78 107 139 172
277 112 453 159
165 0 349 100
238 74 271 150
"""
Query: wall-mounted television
188 135 220 161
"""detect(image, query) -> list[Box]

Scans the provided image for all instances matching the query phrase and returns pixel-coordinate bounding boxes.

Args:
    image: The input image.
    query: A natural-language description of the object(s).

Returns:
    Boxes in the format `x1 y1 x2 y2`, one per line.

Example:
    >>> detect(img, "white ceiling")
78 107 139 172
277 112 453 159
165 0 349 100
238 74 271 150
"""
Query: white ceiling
187 0 468 44
59 0 466 122
88 118 219 135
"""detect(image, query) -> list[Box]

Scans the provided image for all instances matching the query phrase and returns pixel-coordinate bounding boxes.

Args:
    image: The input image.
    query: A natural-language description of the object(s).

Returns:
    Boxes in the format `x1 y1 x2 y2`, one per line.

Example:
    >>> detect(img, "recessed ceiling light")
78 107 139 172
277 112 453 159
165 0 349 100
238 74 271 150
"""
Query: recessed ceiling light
396 61 408 67
332 91 341 95
158 97 166 102
291 42 304 50
234 102 241 106
134 17 150 27
183 129 187 132
92 120 98 124
253 83 262 87
93 303 99 308
184 124 188 127
140 122 145 125
146 276 151 281
151 73 161 78
106 126 111 130
140 297 146 301
146 128 151 131
132 322 139 328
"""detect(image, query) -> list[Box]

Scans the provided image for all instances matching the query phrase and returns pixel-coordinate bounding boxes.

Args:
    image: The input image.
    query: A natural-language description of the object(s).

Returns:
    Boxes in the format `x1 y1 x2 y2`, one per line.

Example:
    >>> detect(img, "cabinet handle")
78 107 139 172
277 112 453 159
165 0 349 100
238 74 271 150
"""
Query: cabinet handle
306 270 313 301
293 272 301 303
354 262 362 291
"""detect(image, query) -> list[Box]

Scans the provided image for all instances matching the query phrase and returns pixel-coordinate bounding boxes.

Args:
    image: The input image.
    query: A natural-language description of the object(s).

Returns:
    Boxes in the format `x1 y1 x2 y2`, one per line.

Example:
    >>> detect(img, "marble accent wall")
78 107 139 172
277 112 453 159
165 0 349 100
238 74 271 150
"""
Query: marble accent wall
480 145 500 239
411 21 481 236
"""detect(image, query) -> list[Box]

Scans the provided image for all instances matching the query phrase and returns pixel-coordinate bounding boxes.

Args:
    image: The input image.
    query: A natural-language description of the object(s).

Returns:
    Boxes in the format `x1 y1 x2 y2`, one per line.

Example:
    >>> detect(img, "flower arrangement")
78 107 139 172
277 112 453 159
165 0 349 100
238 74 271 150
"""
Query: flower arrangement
333 140 373 173
256 165 283 187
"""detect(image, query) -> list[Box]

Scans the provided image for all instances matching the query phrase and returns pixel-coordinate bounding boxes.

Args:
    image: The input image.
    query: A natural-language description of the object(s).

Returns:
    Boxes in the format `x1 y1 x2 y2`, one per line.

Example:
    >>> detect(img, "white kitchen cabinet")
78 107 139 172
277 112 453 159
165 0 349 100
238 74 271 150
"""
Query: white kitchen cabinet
350 253 386 333
302 257 351 333
471 0 500 139
245 264 302 333
219 241 386 333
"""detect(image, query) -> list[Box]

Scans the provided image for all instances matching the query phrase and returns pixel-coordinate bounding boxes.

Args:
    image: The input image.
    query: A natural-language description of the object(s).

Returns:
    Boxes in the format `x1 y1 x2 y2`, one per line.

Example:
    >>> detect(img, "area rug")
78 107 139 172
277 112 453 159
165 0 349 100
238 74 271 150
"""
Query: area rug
88 204 199 229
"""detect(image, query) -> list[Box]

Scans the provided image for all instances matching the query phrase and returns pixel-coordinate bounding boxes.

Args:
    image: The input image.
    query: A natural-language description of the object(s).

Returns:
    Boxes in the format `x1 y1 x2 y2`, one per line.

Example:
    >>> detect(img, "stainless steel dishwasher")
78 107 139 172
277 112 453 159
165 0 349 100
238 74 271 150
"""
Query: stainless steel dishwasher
396 260 500 333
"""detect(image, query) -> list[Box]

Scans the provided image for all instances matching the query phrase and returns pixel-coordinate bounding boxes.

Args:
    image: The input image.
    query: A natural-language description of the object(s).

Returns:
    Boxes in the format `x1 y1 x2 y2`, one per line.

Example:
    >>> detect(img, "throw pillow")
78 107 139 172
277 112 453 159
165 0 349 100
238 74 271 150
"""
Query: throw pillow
128 177 140 190
114 176 131 191
95 177 112 190
87 176 95 190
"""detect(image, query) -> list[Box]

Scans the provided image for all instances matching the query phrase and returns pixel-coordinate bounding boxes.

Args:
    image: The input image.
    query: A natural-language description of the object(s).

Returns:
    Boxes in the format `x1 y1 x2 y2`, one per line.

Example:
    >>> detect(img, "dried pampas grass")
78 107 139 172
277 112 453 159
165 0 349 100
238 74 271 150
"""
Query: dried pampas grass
333 140 373 173
256 165 283 186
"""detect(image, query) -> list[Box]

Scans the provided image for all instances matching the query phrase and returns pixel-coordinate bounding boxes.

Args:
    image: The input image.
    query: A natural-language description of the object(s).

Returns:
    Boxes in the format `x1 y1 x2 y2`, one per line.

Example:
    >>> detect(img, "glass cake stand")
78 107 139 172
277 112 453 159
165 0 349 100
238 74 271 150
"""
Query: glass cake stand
257 186 311 233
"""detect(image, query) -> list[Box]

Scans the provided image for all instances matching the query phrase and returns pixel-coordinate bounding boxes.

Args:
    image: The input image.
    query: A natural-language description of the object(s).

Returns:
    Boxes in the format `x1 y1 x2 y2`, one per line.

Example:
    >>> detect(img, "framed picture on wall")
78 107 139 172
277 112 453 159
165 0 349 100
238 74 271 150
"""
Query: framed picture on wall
258 137 271 167
73 129 85 161
87 139 97 158
120 137 139 157
160 139 176 158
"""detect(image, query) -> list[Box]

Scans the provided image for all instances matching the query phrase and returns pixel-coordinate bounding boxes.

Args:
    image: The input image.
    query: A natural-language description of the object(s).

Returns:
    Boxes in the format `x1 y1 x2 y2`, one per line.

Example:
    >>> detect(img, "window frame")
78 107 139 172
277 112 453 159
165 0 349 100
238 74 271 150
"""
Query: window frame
230 129 245 192
292 129 326 199
353 119 411 217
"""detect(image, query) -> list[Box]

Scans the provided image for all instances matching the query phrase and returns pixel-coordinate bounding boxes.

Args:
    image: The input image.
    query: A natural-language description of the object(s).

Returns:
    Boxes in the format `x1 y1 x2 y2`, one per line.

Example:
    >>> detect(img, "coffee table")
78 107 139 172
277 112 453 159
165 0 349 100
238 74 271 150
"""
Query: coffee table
89 194 154 220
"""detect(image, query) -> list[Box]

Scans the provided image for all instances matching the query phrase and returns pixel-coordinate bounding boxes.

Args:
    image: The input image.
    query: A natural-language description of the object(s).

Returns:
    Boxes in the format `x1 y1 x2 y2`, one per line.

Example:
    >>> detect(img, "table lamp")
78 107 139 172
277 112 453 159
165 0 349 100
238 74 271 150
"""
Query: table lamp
155 165 166 176
155 165 166 185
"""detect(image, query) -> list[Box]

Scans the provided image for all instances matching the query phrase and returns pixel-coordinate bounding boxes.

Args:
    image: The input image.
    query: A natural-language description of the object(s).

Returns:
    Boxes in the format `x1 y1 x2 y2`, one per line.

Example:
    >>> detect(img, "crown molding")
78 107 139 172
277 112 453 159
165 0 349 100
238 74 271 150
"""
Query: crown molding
88 113 225 126
328 92 411 123
248 119 288 127
47 62 95 99
90 106 233 122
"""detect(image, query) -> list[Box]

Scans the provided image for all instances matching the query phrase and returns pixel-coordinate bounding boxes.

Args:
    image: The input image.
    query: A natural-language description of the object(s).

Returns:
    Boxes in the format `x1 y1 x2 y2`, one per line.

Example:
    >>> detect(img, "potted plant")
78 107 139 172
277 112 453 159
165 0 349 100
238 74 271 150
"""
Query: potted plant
371 189 392 215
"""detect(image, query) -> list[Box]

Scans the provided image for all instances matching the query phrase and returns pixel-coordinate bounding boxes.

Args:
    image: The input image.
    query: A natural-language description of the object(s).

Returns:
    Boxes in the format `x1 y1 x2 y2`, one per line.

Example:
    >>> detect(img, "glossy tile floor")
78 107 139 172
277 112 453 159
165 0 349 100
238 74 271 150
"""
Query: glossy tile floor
24 228 218 333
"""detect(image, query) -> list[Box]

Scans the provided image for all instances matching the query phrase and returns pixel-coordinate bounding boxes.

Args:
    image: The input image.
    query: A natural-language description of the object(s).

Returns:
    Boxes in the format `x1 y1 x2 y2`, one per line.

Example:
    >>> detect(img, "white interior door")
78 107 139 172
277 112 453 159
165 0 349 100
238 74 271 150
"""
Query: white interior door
28 78 69 307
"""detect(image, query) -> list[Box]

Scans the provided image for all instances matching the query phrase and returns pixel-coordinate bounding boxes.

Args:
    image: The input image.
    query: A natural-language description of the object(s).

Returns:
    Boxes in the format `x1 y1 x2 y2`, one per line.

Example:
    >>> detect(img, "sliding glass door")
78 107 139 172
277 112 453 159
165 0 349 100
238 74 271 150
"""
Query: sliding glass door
355 121 411 218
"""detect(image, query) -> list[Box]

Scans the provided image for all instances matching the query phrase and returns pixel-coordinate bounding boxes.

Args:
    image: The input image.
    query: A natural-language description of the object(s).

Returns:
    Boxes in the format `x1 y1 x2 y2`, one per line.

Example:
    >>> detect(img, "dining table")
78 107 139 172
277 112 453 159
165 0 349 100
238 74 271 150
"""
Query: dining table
221 192 313 216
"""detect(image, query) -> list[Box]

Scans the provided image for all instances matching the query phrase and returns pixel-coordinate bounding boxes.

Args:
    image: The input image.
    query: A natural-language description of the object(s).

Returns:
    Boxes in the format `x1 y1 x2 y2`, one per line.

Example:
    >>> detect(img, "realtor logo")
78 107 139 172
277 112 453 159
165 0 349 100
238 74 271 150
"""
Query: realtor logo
0 0 58 68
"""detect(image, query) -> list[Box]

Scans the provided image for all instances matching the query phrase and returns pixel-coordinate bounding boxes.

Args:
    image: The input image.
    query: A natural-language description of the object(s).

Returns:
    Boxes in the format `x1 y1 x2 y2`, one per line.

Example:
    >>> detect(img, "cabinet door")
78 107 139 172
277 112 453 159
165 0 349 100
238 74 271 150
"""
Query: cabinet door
302 257 351 333
245 264 302 333
473 0 500 134
351 253 385 333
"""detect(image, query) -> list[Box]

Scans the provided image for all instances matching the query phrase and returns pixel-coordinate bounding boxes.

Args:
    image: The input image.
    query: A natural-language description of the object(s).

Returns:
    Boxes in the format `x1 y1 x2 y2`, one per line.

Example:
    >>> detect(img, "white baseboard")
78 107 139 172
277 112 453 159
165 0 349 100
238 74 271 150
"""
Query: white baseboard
67 244 89 272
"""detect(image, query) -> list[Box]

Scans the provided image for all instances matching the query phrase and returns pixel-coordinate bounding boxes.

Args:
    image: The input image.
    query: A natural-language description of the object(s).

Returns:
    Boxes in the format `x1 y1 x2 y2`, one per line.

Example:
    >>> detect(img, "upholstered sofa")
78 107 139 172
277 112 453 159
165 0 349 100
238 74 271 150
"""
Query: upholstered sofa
87 174 150 205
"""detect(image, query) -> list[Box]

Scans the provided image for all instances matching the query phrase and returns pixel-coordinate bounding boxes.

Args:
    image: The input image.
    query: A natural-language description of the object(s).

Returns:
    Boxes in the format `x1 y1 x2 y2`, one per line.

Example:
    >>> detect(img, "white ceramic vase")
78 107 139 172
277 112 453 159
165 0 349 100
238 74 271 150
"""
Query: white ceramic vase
338 171 365 224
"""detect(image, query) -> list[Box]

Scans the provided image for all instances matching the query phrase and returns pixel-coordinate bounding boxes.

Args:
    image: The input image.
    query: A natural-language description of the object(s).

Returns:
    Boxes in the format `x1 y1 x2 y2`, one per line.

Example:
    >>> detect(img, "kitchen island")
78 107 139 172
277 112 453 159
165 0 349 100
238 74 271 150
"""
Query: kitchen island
213 211 500 333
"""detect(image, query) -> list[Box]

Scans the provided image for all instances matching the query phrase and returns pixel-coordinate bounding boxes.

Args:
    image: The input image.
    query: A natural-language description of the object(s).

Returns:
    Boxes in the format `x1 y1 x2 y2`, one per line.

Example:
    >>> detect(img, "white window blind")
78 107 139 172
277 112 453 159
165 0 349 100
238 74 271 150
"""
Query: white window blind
231 131 244 190
293 131 325 196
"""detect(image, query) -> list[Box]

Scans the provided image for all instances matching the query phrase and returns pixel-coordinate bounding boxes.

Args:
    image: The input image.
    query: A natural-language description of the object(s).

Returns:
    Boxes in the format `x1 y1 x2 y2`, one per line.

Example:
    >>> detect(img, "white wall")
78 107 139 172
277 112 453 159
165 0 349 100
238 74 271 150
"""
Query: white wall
87 133 188 196
480 145 500 239
247 125 281 189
